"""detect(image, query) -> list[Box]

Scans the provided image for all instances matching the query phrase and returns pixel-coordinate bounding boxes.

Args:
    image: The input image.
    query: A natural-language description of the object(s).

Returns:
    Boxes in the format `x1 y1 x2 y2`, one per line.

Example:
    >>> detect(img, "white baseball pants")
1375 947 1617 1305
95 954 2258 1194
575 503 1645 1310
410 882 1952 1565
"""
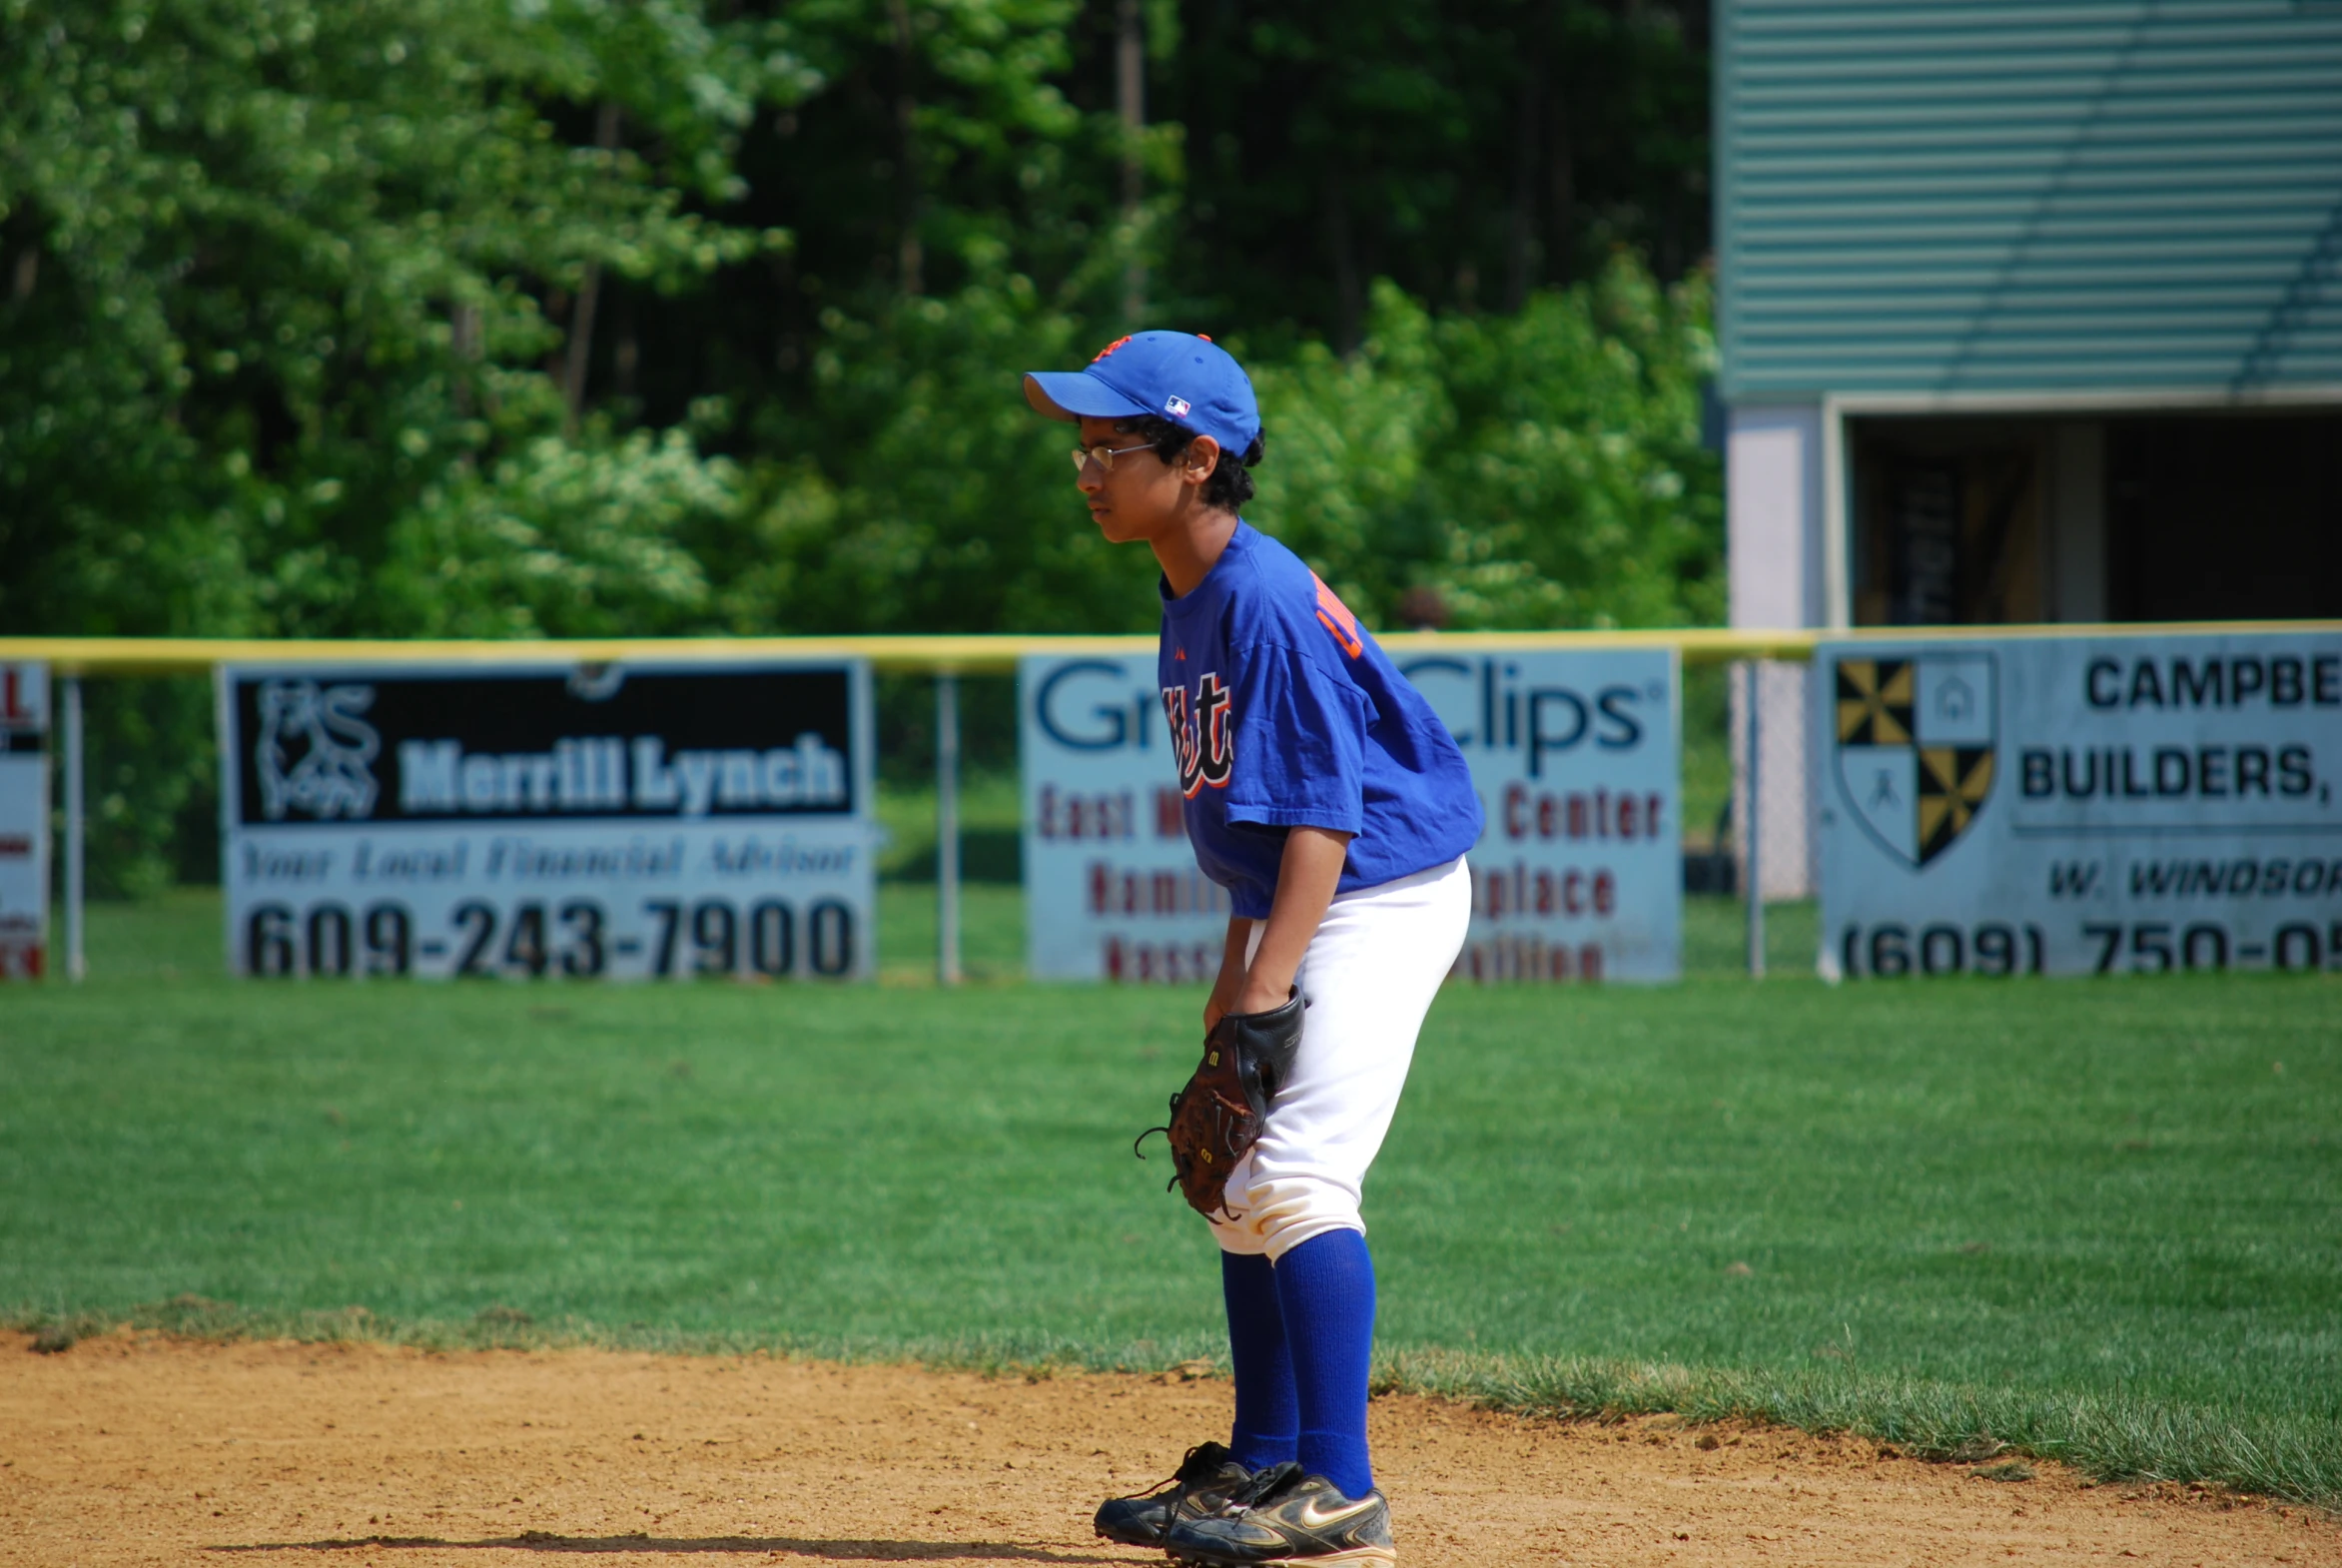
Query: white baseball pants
1209 853 1472 1261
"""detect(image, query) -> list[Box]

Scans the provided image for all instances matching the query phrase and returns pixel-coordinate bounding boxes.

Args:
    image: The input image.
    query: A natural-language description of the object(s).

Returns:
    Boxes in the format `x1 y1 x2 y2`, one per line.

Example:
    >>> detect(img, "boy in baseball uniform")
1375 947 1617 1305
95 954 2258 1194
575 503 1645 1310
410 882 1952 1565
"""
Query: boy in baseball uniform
1023 333 1481 1565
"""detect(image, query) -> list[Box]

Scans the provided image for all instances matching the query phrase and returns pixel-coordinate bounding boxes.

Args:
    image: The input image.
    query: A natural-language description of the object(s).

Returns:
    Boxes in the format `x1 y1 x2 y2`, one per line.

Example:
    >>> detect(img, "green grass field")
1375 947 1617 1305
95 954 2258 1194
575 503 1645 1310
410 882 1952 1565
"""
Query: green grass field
3 891 2336 1505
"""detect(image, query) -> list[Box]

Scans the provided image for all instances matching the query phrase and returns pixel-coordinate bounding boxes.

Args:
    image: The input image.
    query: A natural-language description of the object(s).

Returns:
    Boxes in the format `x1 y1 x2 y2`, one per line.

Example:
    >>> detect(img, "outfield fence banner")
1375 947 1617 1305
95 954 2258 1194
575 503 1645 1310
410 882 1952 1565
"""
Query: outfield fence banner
1021 648 1684 985
1399 648 1682 982
217 659 877 981
1020 654 1230 982
1817 631 2342 980
0 661 49 979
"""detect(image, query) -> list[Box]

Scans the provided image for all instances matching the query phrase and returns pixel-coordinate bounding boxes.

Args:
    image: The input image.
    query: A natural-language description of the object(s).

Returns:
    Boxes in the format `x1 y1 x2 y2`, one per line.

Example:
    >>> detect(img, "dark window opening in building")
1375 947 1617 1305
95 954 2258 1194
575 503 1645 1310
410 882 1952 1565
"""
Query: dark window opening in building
1851 409 2342 628
2107 413 2342 622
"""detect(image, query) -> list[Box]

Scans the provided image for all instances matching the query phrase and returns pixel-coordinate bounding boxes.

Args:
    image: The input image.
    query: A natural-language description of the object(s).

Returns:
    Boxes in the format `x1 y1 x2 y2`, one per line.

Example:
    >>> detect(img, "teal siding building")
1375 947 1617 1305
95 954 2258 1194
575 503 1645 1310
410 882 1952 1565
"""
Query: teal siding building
1717 0 2342 634
1714 1 2342 896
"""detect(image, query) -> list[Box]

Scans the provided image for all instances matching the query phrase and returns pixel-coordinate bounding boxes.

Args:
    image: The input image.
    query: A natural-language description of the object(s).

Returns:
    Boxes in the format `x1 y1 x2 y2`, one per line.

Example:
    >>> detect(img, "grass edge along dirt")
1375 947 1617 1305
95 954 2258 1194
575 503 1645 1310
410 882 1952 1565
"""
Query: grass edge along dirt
8 896 2336 1511
9 1296 2336 1511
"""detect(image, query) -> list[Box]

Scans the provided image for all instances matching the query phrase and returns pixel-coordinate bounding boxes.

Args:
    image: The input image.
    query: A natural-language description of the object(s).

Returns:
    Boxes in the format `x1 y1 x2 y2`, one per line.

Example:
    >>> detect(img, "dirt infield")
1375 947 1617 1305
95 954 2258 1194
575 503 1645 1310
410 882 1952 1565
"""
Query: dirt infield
1 1332 2329 1567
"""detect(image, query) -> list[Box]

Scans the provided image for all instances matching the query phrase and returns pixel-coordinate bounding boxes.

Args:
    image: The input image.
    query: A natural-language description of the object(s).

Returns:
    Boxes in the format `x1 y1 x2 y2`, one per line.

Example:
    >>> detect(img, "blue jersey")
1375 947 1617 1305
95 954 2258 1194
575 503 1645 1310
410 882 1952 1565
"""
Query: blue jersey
1157 523 1484 918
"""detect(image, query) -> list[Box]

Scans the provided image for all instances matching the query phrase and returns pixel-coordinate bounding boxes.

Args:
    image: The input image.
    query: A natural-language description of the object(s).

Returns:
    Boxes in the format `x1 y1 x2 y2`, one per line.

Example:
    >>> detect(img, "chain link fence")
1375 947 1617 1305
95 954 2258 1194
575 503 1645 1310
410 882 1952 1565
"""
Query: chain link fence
34 647 1823 983
1679 658 1818 978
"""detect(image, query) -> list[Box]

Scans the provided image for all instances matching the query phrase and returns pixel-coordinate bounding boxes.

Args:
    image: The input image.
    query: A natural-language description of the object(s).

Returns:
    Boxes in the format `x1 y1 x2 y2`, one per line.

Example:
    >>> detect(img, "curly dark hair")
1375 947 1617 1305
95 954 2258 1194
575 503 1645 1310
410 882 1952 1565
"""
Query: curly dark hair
1114 414 1266 513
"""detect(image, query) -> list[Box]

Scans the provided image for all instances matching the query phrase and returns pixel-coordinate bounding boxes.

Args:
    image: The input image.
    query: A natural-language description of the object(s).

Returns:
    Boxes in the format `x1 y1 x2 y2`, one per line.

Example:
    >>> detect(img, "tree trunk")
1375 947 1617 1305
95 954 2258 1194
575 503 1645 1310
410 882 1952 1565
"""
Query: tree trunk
450 302 481 414
562 101 623 431
1545 0 1579 290
1322 173 1362 355
612 291 639 402
889 0 925 297
1546 88 1577 286
1118 0 1147 325
1504 1 1555 312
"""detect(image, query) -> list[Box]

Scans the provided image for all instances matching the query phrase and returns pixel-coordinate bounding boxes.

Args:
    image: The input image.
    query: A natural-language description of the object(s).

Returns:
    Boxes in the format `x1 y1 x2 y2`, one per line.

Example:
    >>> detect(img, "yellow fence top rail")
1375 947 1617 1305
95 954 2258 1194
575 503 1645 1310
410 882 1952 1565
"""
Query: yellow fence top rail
0 621 2335 677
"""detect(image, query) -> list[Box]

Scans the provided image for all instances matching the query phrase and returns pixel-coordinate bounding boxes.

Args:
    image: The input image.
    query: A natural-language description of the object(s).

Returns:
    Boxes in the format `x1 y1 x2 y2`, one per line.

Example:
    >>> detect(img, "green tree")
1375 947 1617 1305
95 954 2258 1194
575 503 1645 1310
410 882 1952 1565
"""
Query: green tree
1 0 1721 892
0 0 782 886
1253 253 1721 632
1157 0 1709 350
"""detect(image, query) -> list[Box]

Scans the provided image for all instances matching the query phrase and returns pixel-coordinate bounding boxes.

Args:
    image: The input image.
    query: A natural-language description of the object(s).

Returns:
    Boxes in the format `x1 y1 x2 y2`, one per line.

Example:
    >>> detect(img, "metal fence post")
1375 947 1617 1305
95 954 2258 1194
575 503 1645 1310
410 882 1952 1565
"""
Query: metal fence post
63 674 86 983
935 671 962 986
1743 659 1765 979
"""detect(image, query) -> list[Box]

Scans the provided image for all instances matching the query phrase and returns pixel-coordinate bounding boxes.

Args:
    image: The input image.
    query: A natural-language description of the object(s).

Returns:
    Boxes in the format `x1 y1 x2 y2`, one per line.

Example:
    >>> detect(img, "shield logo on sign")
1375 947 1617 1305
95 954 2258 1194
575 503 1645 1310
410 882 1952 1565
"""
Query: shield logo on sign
1832 653 1996 867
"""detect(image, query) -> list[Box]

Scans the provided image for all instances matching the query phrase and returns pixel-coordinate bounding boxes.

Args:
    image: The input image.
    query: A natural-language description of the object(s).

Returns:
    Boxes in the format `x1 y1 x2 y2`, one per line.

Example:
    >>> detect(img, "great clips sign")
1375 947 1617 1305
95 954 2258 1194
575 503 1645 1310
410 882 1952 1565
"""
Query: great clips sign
1022 646 1680 984
1397 648 1681 982
1021 655 1231 983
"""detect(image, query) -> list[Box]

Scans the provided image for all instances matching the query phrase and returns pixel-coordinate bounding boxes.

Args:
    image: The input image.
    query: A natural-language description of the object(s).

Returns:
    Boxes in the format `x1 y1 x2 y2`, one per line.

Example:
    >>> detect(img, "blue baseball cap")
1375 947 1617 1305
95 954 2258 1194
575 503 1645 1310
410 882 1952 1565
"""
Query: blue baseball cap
1023 331 1260 455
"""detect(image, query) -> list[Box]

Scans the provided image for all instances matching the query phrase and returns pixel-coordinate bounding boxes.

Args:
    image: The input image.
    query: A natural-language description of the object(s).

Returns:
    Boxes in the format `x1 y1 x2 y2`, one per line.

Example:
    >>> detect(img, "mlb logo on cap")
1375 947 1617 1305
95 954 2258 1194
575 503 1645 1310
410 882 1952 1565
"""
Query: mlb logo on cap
1165 395 1191 417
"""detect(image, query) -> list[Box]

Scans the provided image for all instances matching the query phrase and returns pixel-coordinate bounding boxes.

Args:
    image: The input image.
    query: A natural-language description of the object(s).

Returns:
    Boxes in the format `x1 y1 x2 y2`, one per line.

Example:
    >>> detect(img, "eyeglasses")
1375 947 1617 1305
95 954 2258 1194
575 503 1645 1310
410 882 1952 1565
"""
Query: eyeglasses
1070 440 1158 474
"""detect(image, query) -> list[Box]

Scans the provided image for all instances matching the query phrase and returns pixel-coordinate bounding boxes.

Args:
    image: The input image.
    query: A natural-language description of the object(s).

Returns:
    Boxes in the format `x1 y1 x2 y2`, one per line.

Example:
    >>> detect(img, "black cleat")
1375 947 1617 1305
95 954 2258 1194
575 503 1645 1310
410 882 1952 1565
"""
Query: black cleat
1093 1440 1254 1549
1164 1464 1394 1566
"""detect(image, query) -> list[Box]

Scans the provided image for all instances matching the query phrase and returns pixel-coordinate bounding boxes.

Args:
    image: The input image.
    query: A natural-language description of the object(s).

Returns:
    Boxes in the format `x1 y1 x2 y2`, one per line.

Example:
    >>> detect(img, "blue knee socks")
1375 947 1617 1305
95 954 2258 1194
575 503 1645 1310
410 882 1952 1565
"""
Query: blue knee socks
1220 1251 1299 1470
1219 1251 1298 1470
1271 1229 1378 1499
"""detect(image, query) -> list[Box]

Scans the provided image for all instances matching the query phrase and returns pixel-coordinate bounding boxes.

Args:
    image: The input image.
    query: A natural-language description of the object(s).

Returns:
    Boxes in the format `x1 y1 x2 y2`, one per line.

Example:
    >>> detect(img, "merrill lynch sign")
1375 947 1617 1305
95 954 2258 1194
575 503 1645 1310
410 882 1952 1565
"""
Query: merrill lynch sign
241 672 850 823
391 733 846 817
219 661 876 981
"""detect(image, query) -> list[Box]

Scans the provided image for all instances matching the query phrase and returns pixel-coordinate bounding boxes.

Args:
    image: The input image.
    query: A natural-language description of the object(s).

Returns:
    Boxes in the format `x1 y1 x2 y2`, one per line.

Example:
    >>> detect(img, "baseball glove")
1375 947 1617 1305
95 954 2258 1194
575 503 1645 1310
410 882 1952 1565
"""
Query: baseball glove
1135 989 1305 1217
